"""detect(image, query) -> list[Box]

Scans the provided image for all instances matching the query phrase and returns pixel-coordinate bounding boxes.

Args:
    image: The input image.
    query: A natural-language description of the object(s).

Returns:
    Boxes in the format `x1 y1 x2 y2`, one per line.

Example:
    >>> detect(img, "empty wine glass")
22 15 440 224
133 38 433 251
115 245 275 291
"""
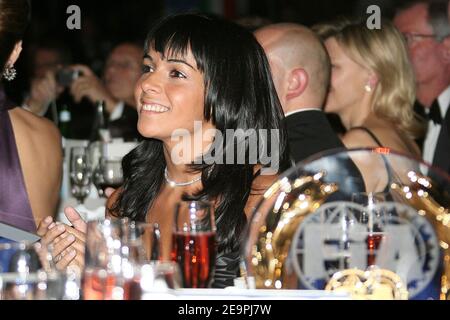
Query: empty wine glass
172 201 217 288
0 242 65 300
123 222 161 263
82 218 124 300
93 156 123 197
70 146 92 204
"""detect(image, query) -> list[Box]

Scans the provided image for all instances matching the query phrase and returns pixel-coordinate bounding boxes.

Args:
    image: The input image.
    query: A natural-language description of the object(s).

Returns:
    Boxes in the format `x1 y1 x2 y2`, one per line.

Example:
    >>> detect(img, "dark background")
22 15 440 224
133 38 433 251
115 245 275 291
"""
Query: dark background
5 0 413 103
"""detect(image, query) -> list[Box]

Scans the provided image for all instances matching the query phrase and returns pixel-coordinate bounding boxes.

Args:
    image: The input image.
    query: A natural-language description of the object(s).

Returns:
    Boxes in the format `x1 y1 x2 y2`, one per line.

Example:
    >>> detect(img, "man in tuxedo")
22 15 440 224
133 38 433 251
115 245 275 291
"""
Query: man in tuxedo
255 24 365 196
23 42 142 141
255 23 344 163
394 0 450 176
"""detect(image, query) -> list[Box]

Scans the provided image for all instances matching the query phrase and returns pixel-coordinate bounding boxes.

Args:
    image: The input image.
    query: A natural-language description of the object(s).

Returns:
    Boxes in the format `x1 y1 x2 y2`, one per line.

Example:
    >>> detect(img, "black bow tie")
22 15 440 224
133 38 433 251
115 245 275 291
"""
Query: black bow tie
428 100 442 125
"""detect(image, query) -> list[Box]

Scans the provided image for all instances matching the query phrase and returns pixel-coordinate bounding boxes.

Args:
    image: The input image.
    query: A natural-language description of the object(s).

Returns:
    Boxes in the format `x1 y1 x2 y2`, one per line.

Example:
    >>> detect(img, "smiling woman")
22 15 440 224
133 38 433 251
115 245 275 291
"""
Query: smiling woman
135 47 207 140
38 13 290 289
111 14 290 288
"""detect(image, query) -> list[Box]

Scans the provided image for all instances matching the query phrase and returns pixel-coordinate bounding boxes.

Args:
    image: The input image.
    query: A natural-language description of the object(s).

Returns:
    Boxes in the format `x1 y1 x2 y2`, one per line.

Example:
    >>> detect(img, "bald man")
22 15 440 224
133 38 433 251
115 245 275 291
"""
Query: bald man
255 23 345 162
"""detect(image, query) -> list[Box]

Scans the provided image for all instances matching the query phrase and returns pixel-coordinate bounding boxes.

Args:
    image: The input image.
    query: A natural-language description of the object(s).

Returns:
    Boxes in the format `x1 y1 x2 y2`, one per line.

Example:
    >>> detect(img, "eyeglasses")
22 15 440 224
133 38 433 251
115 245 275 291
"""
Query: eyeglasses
402 32 437 45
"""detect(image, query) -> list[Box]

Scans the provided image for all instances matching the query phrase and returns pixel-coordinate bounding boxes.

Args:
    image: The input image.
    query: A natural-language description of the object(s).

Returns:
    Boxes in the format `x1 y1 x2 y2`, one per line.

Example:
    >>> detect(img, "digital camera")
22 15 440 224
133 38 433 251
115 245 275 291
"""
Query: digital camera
56 68 81 87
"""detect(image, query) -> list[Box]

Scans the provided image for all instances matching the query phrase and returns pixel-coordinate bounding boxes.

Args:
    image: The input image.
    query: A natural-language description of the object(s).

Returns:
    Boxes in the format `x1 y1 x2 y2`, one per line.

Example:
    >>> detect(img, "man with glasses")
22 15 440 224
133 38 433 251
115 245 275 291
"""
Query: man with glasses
394 0 450 177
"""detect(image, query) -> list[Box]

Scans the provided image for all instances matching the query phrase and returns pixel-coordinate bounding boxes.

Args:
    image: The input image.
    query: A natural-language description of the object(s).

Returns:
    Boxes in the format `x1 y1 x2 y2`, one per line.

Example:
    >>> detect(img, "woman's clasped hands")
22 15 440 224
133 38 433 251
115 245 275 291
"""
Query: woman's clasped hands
37 207 87 273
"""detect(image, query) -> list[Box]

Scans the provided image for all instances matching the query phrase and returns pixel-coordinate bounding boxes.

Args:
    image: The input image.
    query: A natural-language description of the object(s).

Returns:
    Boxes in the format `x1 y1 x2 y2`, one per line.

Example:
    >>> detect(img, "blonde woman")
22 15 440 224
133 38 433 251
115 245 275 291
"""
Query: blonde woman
313 18 425 191
313 18 424 153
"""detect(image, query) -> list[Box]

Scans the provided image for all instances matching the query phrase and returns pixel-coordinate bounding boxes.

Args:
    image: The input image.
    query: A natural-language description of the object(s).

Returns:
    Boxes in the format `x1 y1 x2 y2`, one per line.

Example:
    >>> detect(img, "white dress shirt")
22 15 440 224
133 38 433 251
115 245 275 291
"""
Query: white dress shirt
109 101 125 121
285 107 322 118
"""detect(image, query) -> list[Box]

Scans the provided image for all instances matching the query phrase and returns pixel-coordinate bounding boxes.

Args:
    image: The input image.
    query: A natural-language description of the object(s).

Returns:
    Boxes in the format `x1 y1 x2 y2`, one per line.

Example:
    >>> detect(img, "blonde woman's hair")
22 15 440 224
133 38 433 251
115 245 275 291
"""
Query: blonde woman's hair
313 17 425 139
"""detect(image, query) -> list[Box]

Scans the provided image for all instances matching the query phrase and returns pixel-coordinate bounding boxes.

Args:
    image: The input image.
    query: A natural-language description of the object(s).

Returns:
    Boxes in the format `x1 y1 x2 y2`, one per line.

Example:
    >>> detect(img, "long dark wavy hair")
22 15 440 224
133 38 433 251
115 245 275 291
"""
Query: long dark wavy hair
111 13 289 253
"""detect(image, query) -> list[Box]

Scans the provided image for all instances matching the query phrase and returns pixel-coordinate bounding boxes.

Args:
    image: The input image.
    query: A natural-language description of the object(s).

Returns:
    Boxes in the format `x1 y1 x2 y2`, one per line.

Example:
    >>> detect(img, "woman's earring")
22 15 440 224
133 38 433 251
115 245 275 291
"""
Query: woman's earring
2 65 17 81
364 84 372 92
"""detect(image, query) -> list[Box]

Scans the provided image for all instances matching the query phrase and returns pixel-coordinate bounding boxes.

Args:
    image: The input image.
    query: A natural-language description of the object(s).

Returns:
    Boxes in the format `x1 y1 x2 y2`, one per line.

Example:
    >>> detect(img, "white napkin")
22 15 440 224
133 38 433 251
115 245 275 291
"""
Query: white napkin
56 197 106 224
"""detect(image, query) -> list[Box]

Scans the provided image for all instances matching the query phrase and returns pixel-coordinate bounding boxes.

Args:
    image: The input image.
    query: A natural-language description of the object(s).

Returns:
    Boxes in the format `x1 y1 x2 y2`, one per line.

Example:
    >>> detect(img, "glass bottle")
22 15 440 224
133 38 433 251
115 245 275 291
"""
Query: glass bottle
90 100 111 143
58 104 71 138
88 100 111 197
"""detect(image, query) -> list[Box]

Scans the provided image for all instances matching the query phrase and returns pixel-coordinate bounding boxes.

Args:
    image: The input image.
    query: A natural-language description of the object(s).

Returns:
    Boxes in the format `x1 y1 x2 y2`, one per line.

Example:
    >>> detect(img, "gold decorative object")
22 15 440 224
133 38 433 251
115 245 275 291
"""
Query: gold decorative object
248 172 338 289
391 170 450 300
325 268 408 300
243 149 450 300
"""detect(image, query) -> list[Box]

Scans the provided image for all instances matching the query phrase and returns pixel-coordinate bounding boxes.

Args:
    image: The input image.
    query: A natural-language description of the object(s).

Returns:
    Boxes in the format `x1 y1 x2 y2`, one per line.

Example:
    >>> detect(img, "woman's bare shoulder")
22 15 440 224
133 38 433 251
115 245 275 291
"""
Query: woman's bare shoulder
9 107 61 145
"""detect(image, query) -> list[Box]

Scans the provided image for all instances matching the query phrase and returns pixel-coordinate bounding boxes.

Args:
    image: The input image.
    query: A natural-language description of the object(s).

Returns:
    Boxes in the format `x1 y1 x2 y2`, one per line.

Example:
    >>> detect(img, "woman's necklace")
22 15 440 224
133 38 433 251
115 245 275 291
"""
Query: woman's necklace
164 167 202 187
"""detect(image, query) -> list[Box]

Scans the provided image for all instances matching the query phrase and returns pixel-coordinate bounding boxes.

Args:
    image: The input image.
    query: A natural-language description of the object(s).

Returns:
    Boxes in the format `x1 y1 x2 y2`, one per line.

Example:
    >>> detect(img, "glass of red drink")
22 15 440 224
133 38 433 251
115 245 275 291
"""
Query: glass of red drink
92 156 123 197
171 201 216 288
351 192 388 267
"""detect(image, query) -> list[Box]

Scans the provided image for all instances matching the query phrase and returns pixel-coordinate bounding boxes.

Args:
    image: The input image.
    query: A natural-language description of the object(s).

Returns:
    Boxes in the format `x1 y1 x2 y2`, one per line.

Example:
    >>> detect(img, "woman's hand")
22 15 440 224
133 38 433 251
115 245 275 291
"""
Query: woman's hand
37 191 116 273
37 207 87 272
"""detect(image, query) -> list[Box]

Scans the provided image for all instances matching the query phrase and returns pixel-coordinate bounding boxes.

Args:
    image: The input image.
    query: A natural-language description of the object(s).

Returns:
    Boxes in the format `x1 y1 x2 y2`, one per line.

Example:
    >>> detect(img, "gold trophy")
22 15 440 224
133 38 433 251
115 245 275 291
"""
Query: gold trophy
247 171 338 289
325 268 408 300
243 149 450 300
390 170 450 300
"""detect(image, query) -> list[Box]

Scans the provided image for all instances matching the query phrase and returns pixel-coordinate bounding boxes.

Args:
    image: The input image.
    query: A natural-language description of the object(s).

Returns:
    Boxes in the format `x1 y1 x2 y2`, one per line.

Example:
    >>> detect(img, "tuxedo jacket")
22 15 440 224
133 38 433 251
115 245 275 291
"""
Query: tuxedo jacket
284 109 366 197
432 107 450 177
108 104 140 142
284 109 345 163
414 100 450 177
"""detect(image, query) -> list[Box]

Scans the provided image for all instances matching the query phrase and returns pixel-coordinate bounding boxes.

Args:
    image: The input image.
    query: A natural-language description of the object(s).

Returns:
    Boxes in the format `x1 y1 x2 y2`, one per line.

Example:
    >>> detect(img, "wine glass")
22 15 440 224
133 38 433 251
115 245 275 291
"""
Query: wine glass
351 192 388 268
82 218 125 300
93 156 123 197
123 222 161 263
121 222 176 300
171 201 216 288
82 219 171 300
70 146 92 204
0 242 65 300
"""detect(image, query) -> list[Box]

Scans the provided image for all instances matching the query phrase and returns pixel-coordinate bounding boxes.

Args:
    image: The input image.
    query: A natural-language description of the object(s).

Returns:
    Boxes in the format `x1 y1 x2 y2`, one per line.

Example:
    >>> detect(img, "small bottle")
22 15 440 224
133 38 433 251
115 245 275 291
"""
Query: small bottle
88 101 111 198
58 104 71 138
90 100 111 143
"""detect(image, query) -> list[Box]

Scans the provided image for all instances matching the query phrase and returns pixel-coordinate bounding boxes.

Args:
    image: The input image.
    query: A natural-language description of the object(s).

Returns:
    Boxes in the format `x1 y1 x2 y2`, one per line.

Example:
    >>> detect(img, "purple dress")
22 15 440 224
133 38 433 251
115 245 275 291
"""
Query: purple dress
0 87 36 233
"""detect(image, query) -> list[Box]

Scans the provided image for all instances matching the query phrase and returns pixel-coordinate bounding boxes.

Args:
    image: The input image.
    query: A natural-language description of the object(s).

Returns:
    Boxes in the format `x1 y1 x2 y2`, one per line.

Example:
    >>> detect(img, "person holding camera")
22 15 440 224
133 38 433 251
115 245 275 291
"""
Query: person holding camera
23 42 143 140
20 39 72 116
